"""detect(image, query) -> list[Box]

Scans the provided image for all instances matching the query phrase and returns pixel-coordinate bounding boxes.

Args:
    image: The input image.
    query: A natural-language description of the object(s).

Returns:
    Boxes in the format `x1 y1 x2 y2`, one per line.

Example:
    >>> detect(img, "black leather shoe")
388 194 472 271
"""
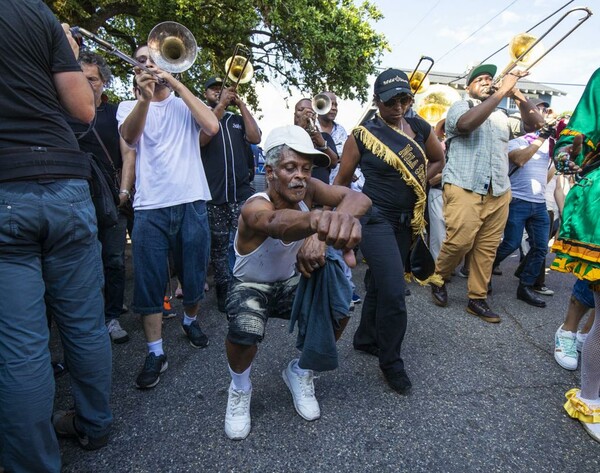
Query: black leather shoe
383 369 412 394
492 265 503 276
431 282 448 307
517 284 546 308
466 299 501 323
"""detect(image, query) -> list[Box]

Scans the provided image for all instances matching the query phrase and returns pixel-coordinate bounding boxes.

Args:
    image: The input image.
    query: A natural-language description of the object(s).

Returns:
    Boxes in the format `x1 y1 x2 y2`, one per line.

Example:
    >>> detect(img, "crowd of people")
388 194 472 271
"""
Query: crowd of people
1 1 599 471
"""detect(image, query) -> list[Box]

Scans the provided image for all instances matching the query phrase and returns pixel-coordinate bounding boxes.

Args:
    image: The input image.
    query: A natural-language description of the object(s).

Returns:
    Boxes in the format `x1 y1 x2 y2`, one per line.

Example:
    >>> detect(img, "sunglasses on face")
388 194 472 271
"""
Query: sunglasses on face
380 94 413 108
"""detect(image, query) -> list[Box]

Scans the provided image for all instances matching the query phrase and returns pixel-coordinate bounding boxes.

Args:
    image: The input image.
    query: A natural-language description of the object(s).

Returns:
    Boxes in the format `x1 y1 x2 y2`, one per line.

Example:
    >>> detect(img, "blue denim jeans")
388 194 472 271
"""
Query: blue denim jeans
494 197 549 286
132 200 210 314
98 212 128 321
0 179 112 473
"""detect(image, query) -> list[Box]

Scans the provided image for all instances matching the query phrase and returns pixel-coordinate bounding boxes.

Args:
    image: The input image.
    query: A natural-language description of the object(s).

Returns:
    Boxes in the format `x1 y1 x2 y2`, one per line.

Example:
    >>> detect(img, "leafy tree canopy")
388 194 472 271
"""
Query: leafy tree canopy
46 0 389 105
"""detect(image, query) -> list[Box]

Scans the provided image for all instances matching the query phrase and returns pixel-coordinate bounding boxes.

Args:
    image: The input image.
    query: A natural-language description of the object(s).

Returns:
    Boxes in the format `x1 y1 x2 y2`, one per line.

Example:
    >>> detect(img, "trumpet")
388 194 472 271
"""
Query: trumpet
312 93 332 115
492 7 592 86
71 21 197 86
408 56 434 94
219 44 254 96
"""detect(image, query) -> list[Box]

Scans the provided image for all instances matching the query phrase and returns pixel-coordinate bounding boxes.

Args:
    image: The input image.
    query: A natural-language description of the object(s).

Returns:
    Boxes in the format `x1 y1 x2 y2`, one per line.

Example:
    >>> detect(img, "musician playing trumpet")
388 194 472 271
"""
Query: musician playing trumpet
293 98 339 183
117 45 219 390
201 78 262 313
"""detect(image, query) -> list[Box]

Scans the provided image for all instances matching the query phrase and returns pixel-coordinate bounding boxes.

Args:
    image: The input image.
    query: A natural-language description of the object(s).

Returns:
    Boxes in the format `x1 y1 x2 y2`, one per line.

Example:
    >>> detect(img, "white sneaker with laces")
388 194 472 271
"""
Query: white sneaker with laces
576 331 588 353
534 285 555 296
282 359 320 421
554 325 578 370
106 319 129 344
224 384 251 440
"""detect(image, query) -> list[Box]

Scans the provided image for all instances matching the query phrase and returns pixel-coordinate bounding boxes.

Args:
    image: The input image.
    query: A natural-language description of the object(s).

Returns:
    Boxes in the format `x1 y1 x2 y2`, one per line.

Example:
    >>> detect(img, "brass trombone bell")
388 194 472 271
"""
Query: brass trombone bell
509 33 544 67
225 55 254 85
147 21 198 74
312 93 332 115
409 71 430 94
408 55 435 95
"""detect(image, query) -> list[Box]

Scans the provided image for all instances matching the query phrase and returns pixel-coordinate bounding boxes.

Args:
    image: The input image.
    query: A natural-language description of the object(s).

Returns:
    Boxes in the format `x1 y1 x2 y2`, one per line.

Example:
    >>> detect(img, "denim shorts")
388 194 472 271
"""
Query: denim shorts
226 275 299 346
572 278 595 308
132 200 210 315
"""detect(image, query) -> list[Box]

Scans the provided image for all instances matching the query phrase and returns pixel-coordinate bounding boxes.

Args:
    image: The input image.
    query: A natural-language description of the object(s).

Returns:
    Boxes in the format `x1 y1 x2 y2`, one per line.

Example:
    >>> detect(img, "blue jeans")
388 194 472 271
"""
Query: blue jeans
0 179 112 473
98 212 128 321
132 200 210 314
494 197 549 286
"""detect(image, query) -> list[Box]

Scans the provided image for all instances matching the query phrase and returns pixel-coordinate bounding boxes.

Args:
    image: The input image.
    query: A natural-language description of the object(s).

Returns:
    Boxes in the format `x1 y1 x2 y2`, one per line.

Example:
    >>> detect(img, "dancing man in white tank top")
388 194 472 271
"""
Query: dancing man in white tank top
223 125 371 440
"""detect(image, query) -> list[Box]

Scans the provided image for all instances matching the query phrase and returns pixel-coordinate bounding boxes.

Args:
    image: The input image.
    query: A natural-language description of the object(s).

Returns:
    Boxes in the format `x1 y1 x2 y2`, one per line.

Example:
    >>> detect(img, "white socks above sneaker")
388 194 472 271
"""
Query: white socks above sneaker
183 312 197 326
229 364 252 393
147 339 164 356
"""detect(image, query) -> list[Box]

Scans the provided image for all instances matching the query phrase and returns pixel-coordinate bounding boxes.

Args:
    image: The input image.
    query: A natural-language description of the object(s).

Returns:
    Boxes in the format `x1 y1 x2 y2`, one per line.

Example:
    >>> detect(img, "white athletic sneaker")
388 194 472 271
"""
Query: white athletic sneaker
224 384 251 440
106 319 129 344
576 331 588 353
554 325 578 370
282 359 320 421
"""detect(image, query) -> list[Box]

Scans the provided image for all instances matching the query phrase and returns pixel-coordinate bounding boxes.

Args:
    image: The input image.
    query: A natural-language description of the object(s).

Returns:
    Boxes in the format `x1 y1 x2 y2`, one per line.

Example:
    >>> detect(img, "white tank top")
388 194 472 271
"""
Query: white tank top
233 192 310 283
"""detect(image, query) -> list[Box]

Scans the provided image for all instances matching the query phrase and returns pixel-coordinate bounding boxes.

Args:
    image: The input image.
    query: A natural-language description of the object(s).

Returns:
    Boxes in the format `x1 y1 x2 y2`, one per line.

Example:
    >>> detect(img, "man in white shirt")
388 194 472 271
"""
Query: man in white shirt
117 44 219 389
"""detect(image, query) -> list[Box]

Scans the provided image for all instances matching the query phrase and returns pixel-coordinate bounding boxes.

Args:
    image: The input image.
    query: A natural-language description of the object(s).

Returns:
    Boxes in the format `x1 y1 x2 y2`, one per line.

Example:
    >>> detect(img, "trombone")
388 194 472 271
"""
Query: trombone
493 6 592 85
70 21 197 86
408 56 434 94
219 43 254 96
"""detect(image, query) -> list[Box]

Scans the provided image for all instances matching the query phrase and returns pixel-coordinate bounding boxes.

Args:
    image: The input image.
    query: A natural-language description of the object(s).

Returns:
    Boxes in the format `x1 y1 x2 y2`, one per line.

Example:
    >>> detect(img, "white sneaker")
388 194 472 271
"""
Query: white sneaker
576 331 588 353
282 359 320 421
554 325 578 370
106 319 129 344
224 384 251 440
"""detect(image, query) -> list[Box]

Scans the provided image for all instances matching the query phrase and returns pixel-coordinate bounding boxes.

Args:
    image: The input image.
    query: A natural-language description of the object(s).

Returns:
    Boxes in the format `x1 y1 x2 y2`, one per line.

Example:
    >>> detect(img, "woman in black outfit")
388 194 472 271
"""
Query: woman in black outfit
334 69 444 393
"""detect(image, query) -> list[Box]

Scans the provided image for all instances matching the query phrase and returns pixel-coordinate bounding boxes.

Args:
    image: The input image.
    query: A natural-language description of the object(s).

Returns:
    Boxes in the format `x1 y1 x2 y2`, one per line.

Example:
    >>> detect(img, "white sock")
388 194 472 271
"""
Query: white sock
229 364 252 393
292 359 311 376
147 339 164 356
183 312 197 326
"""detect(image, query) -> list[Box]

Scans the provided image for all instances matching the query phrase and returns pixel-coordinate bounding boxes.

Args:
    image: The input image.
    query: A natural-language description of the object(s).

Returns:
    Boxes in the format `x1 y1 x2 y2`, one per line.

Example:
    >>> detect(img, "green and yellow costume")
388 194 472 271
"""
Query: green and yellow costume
551 67 600 283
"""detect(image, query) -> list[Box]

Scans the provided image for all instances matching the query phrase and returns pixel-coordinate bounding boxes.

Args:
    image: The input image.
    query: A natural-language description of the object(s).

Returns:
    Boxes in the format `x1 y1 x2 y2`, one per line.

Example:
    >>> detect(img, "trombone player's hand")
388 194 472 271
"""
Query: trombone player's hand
492 70 529 96
219 87 238 107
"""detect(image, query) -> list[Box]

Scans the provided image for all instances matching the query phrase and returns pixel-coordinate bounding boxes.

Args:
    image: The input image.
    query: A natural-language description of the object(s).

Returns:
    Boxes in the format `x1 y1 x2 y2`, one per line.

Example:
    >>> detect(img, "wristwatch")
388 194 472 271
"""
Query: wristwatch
119 189 131 200
316 144 328 151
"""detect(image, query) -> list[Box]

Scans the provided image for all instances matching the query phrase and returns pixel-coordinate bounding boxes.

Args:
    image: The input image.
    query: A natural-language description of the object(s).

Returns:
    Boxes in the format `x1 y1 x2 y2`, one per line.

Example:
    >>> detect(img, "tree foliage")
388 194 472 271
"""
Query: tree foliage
46 0 389 104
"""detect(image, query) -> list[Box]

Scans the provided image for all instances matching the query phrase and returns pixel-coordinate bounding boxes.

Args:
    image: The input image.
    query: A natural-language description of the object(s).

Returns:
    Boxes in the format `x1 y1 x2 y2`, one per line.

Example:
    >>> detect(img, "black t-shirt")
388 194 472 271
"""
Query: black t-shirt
311 132 337 184
358 115 431 222
201 111 255 205
0 0 82 150
67 103 122 178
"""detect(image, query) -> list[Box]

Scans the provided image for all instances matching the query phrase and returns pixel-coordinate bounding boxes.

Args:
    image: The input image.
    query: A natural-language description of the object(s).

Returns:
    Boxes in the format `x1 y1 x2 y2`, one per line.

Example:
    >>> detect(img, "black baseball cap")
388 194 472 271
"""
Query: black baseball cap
466 64 497 86
204 77 223 90
374 69 413 102
532 98 550 108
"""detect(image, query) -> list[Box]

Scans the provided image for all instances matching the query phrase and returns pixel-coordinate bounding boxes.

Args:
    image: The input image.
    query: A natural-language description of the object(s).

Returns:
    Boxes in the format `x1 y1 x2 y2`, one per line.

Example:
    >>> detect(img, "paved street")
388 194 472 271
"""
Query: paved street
52 247 600 472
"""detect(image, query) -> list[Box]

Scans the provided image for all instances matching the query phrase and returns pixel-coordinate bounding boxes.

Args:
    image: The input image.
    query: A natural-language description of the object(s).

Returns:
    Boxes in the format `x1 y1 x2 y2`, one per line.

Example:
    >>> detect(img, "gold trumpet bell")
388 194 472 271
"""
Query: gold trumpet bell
409 71 430 94
225 55 254 84
509 33 545 67
147 21 198 73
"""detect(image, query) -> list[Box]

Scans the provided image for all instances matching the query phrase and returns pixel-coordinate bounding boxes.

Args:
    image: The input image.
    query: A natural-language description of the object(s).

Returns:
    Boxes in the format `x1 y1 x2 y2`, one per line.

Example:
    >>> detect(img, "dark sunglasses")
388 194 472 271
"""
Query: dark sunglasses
380 94 413 108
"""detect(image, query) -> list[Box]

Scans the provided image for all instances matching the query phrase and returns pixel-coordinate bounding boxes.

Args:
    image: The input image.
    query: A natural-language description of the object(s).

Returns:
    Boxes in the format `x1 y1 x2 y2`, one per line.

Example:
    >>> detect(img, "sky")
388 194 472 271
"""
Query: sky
253 0 599 143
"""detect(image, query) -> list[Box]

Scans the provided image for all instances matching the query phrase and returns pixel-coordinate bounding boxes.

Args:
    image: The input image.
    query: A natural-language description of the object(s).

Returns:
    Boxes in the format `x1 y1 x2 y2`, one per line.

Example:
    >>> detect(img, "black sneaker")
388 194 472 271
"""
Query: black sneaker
182 320 209 349
52 410 109 451
136 353 168 389
466 299 501 323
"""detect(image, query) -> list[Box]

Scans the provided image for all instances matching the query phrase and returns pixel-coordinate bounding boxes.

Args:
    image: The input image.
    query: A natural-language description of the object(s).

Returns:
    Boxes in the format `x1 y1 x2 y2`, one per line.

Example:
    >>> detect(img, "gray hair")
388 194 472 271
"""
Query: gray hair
78 51 112 84
264 144 290 168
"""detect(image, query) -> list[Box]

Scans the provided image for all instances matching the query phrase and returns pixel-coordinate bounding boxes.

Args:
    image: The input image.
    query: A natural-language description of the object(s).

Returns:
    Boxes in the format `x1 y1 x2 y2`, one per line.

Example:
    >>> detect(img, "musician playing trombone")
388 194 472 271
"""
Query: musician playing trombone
430 64 544 322
117 44 219 390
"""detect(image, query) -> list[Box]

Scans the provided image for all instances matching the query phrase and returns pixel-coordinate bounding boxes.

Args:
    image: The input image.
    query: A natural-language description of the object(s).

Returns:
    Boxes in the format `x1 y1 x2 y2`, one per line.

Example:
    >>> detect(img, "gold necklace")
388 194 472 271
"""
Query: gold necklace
377 113 405 134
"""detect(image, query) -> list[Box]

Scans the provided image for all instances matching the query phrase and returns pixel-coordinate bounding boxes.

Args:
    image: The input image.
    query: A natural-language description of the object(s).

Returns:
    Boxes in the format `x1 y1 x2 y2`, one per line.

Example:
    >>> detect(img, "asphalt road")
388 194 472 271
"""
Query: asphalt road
51 247 600 472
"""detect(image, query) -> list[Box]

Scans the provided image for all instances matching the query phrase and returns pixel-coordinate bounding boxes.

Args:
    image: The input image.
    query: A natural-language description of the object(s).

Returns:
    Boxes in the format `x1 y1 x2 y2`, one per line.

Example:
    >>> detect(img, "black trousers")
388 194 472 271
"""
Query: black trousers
354 209 412 374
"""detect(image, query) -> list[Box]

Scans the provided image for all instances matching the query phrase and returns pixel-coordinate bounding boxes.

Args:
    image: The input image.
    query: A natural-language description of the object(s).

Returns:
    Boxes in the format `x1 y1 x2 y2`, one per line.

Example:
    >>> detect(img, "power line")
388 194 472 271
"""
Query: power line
436 0 520 63
392 0 442 49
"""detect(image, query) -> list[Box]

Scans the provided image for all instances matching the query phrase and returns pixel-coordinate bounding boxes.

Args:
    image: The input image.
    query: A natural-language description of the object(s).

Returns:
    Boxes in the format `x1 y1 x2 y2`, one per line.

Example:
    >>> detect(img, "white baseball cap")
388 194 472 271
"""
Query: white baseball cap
264 125 330 168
